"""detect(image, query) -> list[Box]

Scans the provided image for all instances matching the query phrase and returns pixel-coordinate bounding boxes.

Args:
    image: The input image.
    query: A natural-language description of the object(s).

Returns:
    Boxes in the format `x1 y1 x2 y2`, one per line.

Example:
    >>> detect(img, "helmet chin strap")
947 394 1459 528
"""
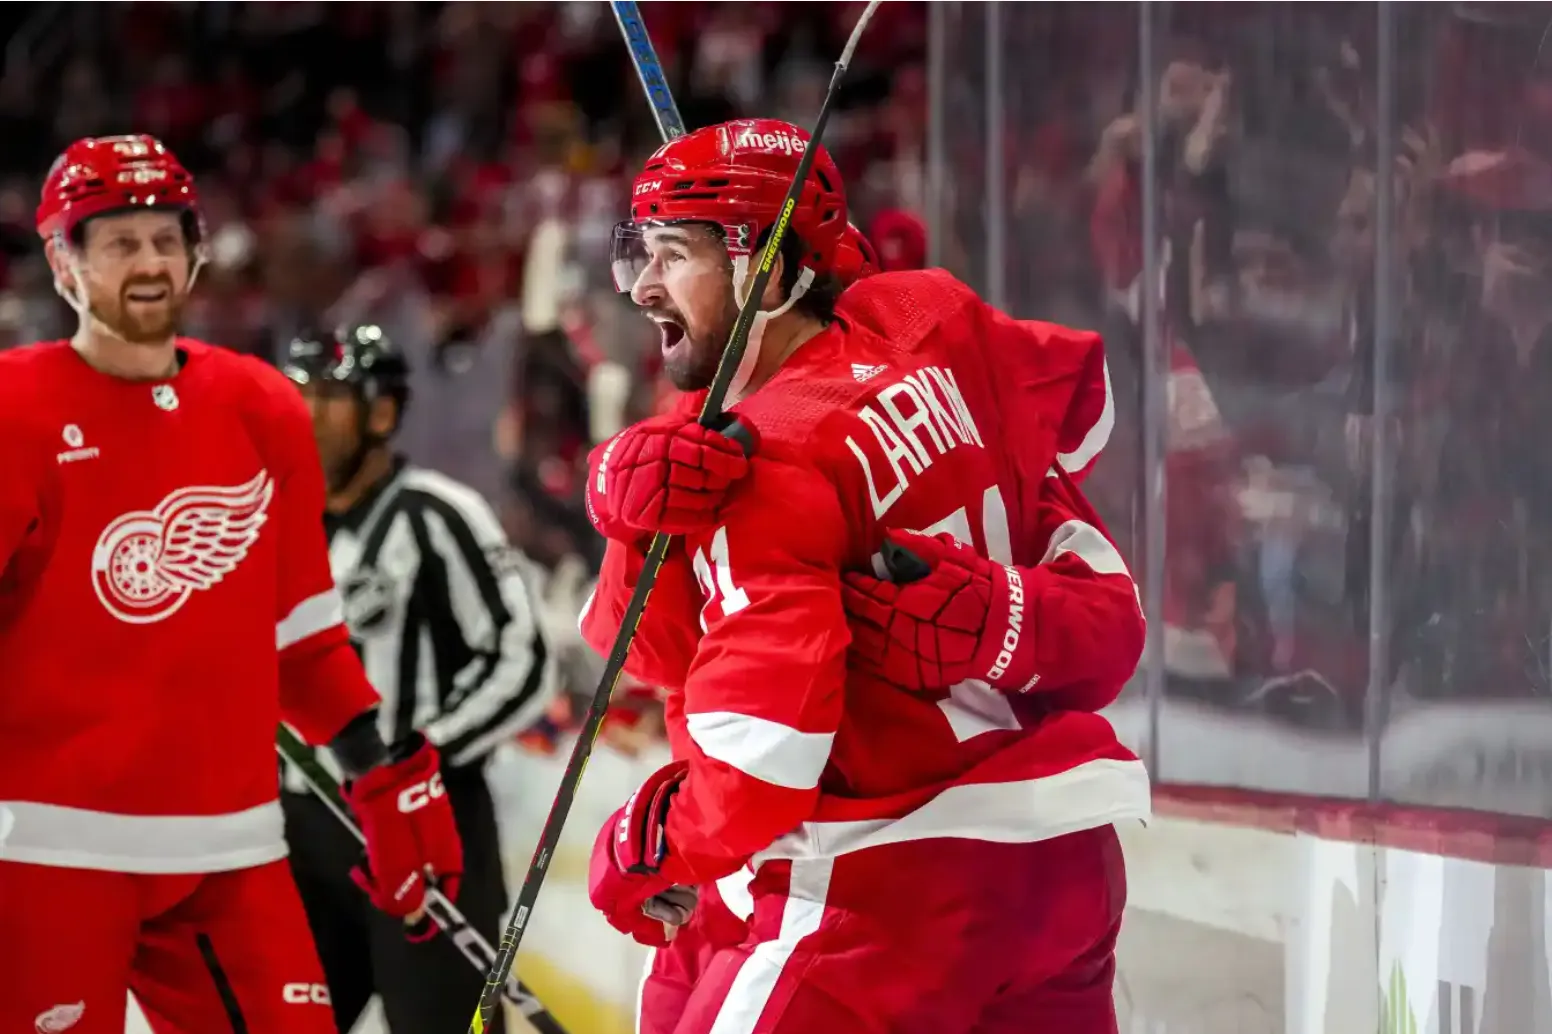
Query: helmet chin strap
53 234 209 350
726 254 815 402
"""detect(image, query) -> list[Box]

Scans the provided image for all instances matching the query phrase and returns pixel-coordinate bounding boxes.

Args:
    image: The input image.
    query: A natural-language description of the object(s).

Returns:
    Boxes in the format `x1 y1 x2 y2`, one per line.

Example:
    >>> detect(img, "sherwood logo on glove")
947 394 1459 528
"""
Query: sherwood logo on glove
986 565 1025 683
396 772 446 814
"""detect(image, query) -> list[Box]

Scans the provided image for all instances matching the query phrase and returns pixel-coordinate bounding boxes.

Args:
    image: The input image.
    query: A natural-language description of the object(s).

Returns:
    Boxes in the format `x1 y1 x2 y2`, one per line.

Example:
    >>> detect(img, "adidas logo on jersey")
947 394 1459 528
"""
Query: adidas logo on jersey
852 363 887 383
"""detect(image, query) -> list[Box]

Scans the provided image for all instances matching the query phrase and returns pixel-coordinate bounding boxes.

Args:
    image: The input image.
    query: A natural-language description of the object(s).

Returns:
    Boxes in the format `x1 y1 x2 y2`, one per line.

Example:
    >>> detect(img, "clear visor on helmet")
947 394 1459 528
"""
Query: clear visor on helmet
609 221 652 293
609 219 724 293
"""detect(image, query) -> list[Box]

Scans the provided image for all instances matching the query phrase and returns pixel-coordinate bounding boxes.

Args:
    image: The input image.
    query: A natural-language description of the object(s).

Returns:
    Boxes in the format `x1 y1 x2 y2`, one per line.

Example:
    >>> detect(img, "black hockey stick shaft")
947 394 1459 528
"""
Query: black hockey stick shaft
272 727 570 1034
465 4 883 1032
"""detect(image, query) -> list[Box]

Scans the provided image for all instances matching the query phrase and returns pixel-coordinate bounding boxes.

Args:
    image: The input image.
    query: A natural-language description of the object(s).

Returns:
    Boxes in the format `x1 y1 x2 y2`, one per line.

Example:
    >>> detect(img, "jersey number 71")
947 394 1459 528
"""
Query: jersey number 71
693 486 1018 745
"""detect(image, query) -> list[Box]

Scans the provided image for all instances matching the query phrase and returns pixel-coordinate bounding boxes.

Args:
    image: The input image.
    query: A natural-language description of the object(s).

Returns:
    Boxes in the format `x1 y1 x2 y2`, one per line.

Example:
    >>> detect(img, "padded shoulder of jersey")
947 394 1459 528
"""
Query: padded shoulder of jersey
836 267 984 349
732 269 988 464
0 339 71 396
0 341 76 441
183 340 314 471
200 342 311 424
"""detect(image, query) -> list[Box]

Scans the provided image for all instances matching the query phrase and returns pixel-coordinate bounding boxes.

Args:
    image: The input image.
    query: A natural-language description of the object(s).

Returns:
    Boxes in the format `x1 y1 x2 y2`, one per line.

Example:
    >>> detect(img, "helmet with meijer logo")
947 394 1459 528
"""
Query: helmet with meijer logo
609 118 850 296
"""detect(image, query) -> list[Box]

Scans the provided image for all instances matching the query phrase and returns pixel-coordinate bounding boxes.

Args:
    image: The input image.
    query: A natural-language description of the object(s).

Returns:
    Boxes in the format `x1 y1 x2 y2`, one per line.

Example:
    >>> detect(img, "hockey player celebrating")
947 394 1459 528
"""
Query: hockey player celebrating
0 135 463 1033
581 118 1150 1033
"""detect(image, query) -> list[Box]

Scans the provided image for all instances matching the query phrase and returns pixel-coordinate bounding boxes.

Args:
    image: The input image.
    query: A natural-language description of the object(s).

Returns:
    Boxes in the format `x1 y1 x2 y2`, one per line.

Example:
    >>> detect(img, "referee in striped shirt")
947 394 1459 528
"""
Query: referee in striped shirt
280 324 555 1034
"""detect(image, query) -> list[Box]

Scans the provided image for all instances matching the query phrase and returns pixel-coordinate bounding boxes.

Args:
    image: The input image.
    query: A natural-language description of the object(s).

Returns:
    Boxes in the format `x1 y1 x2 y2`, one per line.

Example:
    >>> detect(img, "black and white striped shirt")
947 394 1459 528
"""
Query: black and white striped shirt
282 461 555 793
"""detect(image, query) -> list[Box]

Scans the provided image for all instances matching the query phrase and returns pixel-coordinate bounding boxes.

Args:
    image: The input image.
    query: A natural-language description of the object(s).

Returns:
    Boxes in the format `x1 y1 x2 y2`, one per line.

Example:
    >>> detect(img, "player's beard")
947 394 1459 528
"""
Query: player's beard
658 290 740 392
90 275 185 345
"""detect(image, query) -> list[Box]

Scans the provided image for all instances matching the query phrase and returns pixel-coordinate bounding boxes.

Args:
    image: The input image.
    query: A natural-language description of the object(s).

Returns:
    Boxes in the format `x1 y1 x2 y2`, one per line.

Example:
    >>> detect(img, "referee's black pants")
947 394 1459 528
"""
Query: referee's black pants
282 763 508 1034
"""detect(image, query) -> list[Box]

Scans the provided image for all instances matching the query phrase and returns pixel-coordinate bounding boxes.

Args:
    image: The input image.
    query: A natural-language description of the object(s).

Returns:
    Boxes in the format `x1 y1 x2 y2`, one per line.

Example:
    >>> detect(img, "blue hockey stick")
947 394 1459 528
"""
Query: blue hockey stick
610 1 687 140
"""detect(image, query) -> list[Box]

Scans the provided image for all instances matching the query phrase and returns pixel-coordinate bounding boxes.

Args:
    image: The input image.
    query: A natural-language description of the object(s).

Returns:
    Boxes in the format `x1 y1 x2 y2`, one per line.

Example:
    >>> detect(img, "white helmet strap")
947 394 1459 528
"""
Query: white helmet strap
51 229 208 342
726 253 815 402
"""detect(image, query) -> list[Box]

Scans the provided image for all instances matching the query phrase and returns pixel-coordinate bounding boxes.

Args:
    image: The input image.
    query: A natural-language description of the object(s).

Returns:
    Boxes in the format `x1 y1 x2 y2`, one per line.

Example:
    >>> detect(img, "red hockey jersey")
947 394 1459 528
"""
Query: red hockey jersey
581 270 1150 886
0 339 378 873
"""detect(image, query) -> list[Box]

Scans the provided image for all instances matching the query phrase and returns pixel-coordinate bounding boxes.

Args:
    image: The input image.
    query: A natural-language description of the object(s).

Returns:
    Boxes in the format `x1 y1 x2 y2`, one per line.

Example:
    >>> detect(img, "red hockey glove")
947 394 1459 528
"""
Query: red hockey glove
585 414 755 541
343 734 464 923
588 760 692 948
842 530 1041 695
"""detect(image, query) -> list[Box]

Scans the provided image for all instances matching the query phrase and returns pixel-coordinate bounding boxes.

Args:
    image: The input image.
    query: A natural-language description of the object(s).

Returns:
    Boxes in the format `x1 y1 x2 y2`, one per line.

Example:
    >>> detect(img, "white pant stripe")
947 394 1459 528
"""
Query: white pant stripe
706 858 833 1034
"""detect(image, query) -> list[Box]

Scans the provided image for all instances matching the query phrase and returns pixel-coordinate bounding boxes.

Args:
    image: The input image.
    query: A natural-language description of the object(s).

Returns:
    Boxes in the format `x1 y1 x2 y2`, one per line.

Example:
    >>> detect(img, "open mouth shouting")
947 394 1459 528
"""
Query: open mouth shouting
649 311 689 362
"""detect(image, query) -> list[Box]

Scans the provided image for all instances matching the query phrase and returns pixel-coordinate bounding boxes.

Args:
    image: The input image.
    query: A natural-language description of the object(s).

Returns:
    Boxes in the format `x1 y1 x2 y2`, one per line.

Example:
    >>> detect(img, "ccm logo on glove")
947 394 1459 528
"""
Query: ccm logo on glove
342 733 464 923
396 772 446 813
282 983 333 1006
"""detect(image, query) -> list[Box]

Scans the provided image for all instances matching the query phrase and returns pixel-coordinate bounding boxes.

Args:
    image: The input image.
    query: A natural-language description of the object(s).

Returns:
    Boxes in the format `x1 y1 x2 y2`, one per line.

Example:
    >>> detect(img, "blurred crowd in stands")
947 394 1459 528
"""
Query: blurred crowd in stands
1047 2 1552 739
7 2 1552 781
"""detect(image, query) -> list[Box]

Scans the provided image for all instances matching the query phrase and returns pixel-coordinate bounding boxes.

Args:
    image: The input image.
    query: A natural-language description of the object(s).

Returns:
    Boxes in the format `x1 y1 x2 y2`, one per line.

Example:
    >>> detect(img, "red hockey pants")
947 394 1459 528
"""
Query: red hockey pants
0 858 336 1034
639 824 1127 1034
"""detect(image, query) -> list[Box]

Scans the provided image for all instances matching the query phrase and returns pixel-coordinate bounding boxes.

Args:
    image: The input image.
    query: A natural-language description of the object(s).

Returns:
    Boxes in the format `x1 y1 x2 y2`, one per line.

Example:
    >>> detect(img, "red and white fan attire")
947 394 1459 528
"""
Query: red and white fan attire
0 135 462 1034
584 119 1149 1034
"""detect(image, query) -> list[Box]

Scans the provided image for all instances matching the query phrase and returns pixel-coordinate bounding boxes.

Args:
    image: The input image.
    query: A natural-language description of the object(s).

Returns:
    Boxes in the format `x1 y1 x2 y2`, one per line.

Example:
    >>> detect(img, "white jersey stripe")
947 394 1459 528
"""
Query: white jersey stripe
755 757 1151 865
685 711 835 791
276 588 345 651
0 799 286 873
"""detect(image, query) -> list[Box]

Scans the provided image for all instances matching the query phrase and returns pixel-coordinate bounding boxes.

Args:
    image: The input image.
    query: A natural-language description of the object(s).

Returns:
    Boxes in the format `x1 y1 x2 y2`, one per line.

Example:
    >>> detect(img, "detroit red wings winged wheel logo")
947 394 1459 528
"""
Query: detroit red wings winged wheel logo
90 470 274 624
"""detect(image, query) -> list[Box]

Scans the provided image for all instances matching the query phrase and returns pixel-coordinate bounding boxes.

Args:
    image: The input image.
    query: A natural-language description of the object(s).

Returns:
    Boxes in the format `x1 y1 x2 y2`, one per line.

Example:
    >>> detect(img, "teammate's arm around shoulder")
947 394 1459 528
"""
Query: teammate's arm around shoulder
843 468 1144 710
656 455 852 886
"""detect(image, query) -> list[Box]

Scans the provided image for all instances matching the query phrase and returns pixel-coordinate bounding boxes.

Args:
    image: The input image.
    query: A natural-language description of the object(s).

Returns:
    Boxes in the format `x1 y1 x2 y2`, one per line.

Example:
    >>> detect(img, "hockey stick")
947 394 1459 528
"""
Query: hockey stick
273 727 570 1034
464 4 884 1032
610 1 687 140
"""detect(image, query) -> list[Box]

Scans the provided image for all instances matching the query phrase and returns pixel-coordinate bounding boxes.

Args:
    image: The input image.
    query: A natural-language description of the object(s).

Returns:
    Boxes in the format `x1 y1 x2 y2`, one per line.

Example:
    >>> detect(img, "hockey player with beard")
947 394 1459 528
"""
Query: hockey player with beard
0 135 463 1033
580 118 1150 1033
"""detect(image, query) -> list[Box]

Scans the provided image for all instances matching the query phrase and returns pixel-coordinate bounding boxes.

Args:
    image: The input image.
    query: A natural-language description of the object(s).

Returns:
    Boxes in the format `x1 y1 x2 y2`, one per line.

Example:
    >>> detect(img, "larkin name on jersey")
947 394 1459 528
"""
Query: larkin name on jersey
846 364 985 521
583 270 1151 889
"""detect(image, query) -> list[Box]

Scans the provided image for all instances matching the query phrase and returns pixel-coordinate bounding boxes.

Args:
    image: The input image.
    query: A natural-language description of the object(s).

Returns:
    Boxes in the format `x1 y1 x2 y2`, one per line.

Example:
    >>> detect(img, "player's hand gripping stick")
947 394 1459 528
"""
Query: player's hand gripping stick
274 727 570 1034
463 5 884 1032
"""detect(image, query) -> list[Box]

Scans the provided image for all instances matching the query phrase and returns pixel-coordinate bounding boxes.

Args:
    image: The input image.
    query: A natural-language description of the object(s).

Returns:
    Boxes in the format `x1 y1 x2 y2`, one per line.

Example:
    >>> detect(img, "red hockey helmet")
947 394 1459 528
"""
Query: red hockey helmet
610 118 849 294
832 222 881 284
36 134 204 246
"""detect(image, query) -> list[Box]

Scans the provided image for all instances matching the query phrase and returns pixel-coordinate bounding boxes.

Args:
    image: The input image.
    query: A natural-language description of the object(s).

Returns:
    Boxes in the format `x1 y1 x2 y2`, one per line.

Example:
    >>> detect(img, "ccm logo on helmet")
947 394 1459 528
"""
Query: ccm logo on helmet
734 127 807 156
117 166 169 186
282 983 332 1006
634 180 663 196
986 565 1026 683
397 773 446 814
